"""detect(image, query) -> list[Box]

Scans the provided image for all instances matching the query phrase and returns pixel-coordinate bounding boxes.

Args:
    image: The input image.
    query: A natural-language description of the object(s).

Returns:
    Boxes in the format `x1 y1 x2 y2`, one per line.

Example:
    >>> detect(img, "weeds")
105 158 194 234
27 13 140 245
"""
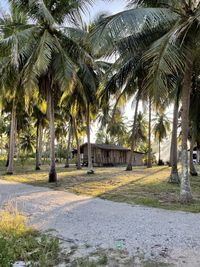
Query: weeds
0 210 67 267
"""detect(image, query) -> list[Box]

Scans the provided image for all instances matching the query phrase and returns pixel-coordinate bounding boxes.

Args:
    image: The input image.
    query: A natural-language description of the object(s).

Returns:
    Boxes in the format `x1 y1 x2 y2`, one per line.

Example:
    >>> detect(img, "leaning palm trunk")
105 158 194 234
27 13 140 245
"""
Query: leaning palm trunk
169 100 180 183
147 97 152 168
86 103 94 174
126 94 139 171
189 133 198 176
35 121 41 170
64 125 71 168
180 62 193 203
47 78 57 183
7 99 17 174
73 118 81 170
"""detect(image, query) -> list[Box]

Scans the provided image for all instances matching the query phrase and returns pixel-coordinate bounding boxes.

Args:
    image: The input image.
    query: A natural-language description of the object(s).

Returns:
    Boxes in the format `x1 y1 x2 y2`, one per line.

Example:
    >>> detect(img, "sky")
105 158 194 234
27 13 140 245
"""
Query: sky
0 0 126 19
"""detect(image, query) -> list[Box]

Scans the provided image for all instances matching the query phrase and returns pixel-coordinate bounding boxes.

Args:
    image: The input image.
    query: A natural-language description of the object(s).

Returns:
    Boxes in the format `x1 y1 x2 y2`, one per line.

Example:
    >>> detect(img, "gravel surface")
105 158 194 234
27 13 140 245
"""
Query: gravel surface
1 179 200 266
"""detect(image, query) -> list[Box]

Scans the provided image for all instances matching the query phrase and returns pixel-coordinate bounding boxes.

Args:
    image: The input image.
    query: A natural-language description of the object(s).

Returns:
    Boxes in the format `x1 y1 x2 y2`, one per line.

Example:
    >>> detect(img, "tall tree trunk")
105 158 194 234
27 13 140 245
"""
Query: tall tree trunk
0 135 3 155
147 97 152 168
47 77 57 183
169 100 180 183
158 140 161 164
38 124 43 165
35 120 40 170
126 94 139 171
190 132 198 176
64 124 71 168
73 118 81 170
169 141 173 167
180 62 193 203
7 99 17 174
5 150 9 167
86 103 94 174
197 147 200 164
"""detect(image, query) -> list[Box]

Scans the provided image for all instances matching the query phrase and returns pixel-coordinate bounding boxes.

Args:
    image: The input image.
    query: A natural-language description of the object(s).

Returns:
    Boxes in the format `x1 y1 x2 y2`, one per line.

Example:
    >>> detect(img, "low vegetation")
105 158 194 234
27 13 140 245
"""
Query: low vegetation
1 161 200 212
0 209 68 267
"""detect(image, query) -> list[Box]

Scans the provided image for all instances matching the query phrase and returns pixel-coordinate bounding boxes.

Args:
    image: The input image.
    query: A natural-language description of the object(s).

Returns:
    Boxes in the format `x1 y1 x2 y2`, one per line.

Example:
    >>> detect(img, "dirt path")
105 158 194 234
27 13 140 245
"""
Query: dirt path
1 179 200 266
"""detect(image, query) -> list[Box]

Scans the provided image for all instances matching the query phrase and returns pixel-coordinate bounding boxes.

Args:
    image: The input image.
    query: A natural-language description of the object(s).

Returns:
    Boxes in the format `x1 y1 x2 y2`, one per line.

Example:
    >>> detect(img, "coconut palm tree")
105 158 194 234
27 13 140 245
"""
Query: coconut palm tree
147 97 152 168
0 4 33 174
188 70 200 176
153 114 170 165
168 78 182 183
32 100 48 170
92 0 200 202
168 98 180 183
64 122 72 168
134 111 148 148
10 0 94 182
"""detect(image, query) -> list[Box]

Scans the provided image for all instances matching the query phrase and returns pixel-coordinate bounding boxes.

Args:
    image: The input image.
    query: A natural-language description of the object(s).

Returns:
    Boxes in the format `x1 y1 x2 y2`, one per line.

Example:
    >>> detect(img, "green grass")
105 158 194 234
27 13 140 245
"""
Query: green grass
0 209 68 267
1 160 200 212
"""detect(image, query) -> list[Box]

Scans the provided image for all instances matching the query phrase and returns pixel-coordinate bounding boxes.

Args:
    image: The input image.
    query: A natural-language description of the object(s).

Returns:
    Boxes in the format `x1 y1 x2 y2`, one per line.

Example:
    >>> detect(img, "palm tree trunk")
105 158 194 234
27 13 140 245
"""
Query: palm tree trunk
0 135 3 155
38 124 43 165
86 103 94 174
47 77 57 183
7 99 17 174
180 62 193 203
158 140 161 164
197 144 200 164
169 141 173 167
169 100 180 183
126 94 139 171
73 118 81 170
35 120 40 170
64 124 71 168
190 133 198 176
5 150 9 167
147 97 152 168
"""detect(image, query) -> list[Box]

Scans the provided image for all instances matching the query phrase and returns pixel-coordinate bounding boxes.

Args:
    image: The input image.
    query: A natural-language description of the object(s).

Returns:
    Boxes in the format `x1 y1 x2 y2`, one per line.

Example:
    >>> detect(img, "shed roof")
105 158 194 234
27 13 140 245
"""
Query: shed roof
80 143 145 154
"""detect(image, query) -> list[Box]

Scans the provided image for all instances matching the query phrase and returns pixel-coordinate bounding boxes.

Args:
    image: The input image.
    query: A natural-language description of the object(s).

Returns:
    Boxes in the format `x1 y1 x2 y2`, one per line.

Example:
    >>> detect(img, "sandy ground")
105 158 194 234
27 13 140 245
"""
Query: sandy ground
1 179 200 266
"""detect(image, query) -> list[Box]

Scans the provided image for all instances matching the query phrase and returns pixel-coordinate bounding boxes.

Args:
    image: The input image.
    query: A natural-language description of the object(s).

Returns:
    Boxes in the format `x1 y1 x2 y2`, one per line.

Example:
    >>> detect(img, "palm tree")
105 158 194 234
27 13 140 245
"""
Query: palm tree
20 129 35 156
94 11 173 171
168 77 182 183
11 0 94 182
188 71 200 176
93 0 200 202
189 127 198 176
168 98 180 183
32 100 48 170
0 115 7 155
64 123 72 168
0 4 32 174
147 97 152 168
134 111 148 148
153 114 170 165
126 91 140 171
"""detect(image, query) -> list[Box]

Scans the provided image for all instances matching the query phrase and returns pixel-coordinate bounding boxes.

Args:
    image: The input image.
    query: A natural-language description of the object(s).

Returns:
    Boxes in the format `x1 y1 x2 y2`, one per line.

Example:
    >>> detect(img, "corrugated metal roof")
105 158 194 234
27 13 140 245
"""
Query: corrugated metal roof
80 143 145 154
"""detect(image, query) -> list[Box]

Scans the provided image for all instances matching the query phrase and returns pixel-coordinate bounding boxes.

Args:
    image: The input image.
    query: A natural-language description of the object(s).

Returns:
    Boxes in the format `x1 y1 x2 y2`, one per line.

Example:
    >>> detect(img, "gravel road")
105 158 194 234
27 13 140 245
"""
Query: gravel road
1 179 200 266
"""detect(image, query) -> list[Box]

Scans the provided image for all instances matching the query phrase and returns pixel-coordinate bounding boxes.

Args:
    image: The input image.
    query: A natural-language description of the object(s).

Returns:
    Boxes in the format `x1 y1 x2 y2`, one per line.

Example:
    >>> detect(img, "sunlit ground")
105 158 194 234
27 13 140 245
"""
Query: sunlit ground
1 159 200 212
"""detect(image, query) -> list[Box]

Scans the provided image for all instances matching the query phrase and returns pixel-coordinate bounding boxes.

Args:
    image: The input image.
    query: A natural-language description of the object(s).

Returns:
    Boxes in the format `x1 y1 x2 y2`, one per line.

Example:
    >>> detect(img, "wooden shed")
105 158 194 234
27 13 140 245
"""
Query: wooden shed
80 143 145 167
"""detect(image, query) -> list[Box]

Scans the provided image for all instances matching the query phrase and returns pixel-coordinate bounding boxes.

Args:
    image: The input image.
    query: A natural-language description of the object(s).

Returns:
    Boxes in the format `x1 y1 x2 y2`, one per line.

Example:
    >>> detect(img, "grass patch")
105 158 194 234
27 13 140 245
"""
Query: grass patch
0 209 67 267
71 253 108 267
1 160 200 212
